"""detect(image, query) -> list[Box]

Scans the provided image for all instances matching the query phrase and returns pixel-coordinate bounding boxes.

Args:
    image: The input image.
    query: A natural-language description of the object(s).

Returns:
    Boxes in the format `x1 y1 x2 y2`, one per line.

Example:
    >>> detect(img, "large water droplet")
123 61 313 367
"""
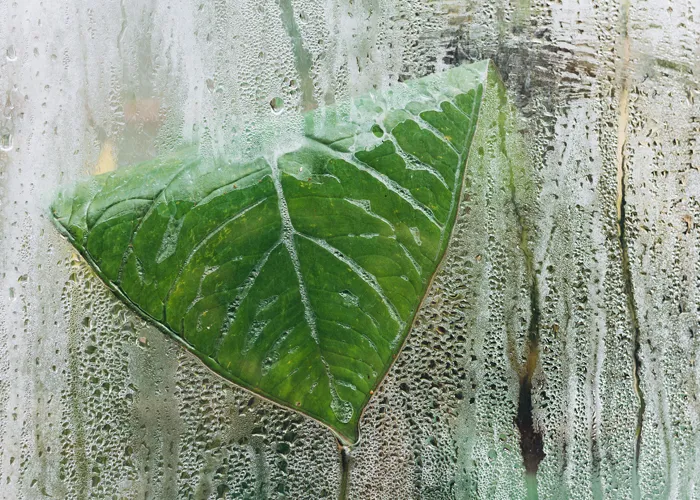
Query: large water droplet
270 97 285 114
0 130 13 152
330 393 353 423
6 45 17 62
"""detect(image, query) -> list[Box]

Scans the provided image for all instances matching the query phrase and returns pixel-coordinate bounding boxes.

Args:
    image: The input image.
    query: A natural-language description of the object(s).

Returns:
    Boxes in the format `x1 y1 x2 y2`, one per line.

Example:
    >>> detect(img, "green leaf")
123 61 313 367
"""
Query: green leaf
51 60 492 445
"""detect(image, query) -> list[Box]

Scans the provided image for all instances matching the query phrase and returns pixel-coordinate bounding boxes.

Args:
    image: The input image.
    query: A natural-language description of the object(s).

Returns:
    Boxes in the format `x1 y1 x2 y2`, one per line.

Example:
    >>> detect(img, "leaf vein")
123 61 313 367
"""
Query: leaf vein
298 233 404 331
116 158 199 282
162 196 272 322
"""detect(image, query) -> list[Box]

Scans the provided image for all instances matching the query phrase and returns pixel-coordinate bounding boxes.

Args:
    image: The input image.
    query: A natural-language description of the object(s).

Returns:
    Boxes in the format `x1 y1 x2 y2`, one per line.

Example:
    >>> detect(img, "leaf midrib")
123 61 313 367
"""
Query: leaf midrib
268 154 349 420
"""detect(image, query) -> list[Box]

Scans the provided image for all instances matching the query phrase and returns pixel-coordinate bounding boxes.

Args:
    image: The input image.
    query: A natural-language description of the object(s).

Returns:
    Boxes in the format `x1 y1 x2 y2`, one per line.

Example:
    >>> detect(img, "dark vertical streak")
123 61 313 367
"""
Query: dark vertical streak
618 123 646 499
277 0 317 111
517 369 544 476
616 2 645 497
559 280 572 486
619 117 645 499
494 68 546 485
514 245 545 486
512 201 543 482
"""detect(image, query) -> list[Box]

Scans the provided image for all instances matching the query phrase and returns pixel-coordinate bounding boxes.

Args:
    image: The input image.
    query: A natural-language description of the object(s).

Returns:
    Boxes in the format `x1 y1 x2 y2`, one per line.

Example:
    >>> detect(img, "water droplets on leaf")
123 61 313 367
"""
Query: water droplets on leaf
410 226 422 246
243 320 269 354
261 329 291 376
337 379 358 392
338 290 360 307
330 393 354 424
256 295 279 314
155 216 185 264
134 256 146 283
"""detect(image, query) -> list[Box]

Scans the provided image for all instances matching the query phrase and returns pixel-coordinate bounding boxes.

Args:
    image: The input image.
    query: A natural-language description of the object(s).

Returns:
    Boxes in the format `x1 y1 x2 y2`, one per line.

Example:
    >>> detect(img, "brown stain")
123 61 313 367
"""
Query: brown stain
490 64 545 482
488 61 547 483
516 349 544 476
515 252 544 479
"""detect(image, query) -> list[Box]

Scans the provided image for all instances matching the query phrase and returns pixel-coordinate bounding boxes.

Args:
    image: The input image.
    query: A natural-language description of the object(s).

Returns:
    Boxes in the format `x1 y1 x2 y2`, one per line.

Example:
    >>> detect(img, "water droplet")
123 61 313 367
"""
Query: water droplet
270 97 284 114
410 226 422 246
339 290 359 307
6 45 16 62
330 394 353 423
0 131 13 152
155 216 184 263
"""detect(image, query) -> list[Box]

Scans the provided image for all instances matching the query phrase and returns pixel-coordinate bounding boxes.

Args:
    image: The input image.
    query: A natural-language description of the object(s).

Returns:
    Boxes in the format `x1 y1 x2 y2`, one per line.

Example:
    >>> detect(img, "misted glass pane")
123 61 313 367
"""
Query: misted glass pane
1 1 698 499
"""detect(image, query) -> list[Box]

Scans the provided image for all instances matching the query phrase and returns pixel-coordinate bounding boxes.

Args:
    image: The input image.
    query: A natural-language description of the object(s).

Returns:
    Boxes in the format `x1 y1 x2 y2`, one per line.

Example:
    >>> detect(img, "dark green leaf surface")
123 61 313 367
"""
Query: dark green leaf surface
51 61 490 444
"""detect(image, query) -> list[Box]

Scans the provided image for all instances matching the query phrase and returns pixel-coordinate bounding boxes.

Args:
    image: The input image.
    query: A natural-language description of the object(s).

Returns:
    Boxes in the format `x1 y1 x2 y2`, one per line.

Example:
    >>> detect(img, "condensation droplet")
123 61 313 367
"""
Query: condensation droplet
270 97 285 114
0 130 13 152
330 393 353 424
6 45 17 61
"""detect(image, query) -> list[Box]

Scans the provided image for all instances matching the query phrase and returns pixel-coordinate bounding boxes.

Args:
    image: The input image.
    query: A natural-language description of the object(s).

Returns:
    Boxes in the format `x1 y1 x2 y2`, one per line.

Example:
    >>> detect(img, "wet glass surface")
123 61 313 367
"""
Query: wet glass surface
1 0 698 498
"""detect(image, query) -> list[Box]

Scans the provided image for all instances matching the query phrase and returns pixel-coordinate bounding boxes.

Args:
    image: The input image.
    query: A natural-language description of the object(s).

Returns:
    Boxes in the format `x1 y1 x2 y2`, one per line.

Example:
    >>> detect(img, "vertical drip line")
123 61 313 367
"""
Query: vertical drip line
277 0 317 111
616 1 645 497
338 441 352 500
492 65 545 487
